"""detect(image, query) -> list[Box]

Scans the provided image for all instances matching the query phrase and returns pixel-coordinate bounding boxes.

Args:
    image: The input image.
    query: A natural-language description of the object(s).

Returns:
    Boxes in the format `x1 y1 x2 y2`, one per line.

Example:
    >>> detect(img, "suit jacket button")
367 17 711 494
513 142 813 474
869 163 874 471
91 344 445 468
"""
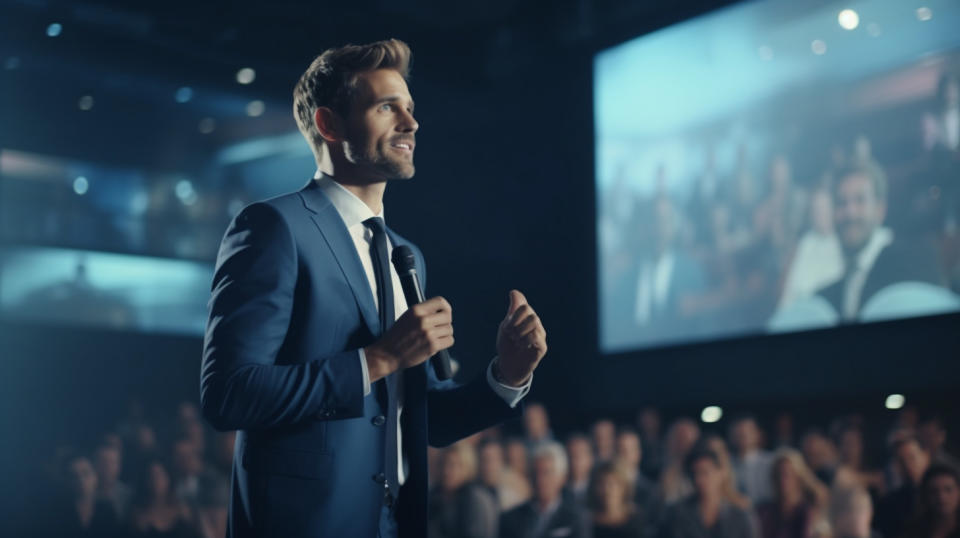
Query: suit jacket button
372 415 386 426
372 472 386 484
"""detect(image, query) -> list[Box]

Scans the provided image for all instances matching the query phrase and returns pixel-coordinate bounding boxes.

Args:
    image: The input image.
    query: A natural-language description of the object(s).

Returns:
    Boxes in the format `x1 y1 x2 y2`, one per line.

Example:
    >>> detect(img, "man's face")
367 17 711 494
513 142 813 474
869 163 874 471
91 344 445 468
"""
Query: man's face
533 455 565 504
524 404 549 441
615 432 641 468
928 475 960 517
340 68 418 181
835 173 885 254
95 446 121 483
691 458 722 497
566 438 593 482
896 441 930 485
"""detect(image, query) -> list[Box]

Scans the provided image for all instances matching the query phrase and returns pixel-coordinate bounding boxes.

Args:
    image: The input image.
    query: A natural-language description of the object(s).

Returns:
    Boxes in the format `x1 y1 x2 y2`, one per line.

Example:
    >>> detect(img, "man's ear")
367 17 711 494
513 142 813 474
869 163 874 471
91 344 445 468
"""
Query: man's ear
314 107 343 143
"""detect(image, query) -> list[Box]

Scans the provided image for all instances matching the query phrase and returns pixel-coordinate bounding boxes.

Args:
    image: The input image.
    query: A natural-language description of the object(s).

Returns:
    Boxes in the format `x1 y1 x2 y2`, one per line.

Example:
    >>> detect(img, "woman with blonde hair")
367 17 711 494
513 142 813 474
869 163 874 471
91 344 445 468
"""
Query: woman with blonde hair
756 448 829 538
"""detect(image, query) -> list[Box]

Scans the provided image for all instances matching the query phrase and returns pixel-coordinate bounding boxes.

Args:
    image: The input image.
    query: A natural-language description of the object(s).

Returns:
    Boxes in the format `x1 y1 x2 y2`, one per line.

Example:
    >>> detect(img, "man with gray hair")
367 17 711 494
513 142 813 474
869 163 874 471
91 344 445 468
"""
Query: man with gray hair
500 441 591 538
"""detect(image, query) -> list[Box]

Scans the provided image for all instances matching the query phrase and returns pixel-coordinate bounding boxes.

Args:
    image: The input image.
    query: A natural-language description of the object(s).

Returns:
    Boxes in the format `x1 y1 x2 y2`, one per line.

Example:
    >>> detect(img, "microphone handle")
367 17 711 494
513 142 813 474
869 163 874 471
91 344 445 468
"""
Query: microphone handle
397 270 454 380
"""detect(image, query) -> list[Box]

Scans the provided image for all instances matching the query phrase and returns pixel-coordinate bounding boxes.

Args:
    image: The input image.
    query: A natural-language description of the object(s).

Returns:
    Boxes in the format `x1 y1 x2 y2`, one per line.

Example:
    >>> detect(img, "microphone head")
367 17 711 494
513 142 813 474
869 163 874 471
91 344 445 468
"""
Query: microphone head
391 245 417 273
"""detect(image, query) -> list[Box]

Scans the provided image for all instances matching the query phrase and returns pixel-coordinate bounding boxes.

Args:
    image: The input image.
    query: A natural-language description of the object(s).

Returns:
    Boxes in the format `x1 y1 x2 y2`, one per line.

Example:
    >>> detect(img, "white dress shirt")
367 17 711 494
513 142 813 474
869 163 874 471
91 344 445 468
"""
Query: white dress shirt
843 227 893 320
314 173 532 486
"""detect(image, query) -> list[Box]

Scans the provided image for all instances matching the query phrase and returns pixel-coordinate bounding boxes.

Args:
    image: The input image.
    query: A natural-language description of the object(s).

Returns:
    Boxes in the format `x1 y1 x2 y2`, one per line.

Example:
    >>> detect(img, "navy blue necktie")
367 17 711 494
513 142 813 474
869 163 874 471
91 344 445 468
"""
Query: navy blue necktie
364 217 400 501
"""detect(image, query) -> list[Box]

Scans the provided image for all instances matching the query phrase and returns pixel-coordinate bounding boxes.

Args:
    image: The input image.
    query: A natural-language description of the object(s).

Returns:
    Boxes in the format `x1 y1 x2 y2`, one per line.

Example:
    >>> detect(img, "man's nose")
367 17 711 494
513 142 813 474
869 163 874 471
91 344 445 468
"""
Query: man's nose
397 109 418 133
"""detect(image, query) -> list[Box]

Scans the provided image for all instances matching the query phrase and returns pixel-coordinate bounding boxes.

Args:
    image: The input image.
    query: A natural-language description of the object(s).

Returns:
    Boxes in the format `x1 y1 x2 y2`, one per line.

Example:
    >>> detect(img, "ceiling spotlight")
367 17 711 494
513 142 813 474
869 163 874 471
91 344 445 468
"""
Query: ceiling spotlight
246 100 265 117
701 406 723 424
198 117 216 134
916 7 932 21
175 87 194 103
885 394 905 410
78 95 95 111
838 9 859 30
236 67 256 85
46 23 62 37
73 176 89 195
811 40 827 55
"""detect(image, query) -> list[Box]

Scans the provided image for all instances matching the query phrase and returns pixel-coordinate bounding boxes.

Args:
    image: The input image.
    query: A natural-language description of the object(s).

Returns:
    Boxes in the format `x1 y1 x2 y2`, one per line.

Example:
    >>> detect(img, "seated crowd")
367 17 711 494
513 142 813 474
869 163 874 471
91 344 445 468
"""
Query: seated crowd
35 400 959 538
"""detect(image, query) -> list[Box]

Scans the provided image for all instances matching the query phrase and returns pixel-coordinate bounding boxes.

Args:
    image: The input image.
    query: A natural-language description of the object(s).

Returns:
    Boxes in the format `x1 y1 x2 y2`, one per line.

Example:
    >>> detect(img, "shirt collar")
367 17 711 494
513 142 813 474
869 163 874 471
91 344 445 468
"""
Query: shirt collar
855 226 893 272
313 170 384 228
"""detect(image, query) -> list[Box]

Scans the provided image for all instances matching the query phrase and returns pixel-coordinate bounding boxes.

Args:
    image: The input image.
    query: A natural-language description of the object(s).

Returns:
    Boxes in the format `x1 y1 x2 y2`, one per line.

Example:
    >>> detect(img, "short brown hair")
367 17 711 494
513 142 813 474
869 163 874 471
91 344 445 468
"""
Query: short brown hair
836 162 888 203
293 39 412 152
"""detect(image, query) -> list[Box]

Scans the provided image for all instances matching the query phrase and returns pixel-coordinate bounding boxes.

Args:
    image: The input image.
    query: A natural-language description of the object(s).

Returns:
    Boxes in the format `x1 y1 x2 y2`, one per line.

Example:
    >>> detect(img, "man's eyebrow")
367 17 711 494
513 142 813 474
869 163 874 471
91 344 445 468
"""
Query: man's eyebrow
373 95 415 109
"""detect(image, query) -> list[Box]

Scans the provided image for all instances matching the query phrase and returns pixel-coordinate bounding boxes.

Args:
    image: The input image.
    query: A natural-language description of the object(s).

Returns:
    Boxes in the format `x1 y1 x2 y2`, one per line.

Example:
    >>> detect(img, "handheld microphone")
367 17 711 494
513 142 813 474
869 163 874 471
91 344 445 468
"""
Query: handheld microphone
391 245 454 380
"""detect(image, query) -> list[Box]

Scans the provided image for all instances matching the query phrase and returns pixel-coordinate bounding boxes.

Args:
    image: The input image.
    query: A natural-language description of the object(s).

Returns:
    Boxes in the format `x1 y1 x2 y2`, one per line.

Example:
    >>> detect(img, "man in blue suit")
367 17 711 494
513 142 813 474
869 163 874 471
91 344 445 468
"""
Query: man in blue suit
200 39 548 538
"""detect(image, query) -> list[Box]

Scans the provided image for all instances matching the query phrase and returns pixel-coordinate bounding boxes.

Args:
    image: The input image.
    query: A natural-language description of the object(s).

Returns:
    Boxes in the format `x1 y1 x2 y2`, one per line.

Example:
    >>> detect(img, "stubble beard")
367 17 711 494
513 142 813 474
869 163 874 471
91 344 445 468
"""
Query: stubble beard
343 137 415 181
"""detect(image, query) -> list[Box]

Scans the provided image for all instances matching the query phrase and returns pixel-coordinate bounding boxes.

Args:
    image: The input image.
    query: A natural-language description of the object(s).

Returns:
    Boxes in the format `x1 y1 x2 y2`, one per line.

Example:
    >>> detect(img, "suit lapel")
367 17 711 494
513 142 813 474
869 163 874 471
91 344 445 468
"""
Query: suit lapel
298 180 381 337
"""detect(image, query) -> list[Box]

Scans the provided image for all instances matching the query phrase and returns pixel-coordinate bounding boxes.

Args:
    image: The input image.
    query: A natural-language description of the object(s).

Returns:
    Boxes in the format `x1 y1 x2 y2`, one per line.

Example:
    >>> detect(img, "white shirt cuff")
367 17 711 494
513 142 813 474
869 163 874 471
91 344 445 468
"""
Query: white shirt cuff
358 348 371 397
486 357 532 408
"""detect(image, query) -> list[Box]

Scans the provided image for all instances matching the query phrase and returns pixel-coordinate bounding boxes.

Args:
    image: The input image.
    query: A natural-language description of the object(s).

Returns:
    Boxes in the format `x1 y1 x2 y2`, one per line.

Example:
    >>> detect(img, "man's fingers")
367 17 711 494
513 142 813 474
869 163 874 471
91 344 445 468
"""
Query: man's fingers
417 296 451 315
507 290 527 316
507 304 533 324
422 310 452 329
510 313 540 338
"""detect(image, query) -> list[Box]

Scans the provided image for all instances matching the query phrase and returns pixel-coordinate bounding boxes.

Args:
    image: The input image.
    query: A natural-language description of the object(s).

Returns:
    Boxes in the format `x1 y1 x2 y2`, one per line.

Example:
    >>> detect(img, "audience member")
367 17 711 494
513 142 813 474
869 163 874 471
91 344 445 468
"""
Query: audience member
427 442 499 538
816 164 940 320
875 435 932 538
658 442 757 538
902 463 960 538
833 423 884 494
919 416 960 469
47 454 121 537
774 414 796 450
778 187 844 309
524 403 554 448
500 442 591 538
755 449 828 538
828 486 878 538
507 437 531 481
730 415 774 504
595 419 618 463
638 408 666 481
660 419 701 504
94 441 133 521
703 435 752 511
126 458 200 538
478 439 531 512
589 461 652 538
618 428 658 515
802 431 840 487
567 434 595 506
170 438 227 513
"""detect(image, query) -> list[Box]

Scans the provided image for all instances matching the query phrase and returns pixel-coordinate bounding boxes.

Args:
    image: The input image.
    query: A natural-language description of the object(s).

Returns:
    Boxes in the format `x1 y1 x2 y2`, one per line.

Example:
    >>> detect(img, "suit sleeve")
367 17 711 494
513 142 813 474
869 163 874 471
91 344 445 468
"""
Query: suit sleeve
200 202 364 431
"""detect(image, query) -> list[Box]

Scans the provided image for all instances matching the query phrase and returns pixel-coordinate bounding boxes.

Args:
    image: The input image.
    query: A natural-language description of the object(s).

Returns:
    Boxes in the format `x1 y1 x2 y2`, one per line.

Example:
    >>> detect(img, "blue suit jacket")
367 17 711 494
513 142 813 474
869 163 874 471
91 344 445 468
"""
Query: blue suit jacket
201 179 523 538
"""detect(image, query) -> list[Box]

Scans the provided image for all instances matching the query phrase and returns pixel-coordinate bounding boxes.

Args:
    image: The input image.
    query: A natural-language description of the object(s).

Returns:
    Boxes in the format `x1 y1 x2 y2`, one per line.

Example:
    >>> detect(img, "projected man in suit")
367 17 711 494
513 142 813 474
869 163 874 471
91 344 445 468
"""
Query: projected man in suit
817 164 939 320
200 39 548 538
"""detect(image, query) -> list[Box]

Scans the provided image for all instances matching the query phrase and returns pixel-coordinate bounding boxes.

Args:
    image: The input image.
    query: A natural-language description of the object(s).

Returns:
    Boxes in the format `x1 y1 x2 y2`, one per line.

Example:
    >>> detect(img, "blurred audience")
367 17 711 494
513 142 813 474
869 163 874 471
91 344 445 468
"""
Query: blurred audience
524 403 554 448
35 396 960 538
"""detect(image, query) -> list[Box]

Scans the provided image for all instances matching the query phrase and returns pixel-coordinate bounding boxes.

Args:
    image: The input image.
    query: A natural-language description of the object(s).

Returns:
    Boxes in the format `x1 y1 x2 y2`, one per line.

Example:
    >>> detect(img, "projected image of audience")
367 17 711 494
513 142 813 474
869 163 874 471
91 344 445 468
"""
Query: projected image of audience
596 0 960 352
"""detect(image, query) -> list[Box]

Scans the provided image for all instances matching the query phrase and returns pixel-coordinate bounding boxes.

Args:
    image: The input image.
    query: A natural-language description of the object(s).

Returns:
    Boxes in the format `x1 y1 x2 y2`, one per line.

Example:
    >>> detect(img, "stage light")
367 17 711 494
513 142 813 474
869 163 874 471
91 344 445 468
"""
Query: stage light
885 394 905 410
838 9 859 30
78 95 94 111
4 56 20 70
246 100 265 117
758 46 774 61
175 87 193 103
236 67 256 85
701 406 723 423
867 23 882 37
198 117 216 134
175 179 198 206
916 7 932 21
46 23 62 37
73 176 89 195
811 40 827 55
